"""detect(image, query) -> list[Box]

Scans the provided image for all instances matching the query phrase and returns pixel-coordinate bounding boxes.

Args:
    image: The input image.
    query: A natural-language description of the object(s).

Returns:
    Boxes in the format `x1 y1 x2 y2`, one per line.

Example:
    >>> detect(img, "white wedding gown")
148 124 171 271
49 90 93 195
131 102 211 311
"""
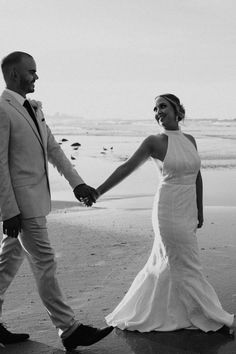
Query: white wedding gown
106 129 234 332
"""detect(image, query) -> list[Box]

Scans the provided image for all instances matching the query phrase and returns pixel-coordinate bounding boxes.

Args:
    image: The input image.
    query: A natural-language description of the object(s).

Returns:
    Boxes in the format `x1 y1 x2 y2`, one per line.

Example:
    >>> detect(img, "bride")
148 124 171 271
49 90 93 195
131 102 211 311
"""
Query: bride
90 94 235 334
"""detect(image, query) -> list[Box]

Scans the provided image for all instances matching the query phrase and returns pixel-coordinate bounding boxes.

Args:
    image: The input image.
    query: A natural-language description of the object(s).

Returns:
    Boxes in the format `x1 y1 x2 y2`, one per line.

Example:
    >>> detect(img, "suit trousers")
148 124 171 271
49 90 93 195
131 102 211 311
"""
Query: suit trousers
0 216 78 337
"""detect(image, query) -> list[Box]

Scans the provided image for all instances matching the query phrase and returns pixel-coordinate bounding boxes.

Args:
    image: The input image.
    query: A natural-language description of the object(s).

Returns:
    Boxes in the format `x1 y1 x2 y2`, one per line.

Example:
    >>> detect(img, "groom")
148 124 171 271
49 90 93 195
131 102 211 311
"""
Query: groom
0 51 113 350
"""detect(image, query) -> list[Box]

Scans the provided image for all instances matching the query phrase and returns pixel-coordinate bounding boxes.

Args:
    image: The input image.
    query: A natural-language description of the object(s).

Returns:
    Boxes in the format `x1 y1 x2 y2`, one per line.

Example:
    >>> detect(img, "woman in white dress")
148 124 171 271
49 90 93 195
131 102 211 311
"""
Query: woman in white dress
95 94 235 334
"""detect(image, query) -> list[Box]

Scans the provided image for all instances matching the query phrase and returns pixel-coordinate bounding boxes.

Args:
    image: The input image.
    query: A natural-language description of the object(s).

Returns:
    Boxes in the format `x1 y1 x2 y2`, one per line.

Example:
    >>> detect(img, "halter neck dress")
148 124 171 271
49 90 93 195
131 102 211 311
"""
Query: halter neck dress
105 129 234 332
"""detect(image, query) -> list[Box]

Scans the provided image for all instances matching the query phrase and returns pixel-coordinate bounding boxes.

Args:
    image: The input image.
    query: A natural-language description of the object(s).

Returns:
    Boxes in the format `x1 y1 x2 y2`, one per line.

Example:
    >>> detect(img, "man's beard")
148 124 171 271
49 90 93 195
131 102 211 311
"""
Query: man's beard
20 79 35 94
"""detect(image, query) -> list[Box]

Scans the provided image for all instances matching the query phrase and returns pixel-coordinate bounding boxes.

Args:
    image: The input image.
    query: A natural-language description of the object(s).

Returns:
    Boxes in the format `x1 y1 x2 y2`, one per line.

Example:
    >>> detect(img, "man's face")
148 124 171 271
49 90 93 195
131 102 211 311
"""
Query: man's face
14 56 38 96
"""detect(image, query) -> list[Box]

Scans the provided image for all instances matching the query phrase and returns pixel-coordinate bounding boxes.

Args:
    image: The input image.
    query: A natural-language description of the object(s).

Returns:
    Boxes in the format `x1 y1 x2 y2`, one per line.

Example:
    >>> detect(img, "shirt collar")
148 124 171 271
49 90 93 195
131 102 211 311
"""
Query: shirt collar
5 89 25 106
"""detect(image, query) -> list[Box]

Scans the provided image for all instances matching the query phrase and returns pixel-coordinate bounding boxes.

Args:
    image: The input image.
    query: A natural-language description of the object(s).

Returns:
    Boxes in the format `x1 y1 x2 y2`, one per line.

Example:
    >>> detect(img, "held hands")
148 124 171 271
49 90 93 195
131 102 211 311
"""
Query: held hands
73 184 99 207
3 214 22 238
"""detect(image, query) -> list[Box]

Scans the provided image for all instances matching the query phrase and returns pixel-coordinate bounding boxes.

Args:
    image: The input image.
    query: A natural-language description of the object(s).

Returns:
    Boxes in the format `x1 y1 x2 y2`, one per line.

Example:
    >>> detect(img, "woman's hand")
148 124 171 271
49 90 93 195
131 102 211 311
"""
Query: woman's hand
83 189 100 207
197 212 204 228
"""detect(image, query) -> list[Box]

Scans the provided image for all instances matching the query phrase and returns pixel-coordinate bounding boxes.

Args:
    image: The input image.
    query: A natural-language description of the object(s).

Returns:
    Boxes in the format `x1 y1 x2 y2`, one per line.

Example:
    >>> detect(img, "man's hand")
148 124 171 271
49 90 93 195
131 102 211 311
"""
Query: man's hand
3 214 22 238
73 184 99 207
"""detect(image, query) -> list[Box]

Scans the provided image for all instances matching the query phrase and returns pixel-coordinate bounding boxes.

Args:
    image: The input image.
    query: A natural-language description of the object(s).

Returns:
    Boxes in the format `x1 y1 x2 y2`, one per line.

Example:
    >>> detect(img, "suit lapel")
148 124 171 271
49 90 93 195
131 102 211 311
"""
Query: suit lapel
1 90 43 146
32 105 48 150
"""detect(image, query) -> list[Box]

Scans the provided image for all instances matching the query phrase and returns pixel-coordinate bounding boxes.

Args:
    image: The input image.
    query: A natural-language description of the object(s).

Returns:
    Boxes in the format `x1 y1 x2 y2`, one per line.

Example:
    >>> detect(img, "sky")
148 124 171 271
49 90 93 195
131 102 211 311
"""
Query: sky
0 0 236 120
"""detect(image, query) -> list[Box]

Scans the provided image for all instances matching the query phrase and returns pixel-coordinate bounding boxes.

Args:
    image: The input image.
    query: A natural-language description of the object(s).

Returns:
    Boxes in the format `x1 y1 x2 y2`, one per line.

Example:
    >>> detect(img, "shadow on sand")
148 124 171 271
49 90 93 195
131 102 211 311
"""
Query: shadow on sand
115 328 236 354
0 340 64 354
1 329 236 354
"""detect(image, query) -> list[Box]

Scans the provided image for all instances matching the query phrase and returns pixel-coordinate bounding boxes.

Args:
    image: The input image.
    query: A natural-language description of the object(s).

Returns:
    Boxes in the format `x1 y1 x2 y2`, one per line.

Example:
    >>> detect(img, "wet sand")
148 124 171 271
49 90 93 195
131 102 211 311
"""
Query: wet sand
1 196 236 353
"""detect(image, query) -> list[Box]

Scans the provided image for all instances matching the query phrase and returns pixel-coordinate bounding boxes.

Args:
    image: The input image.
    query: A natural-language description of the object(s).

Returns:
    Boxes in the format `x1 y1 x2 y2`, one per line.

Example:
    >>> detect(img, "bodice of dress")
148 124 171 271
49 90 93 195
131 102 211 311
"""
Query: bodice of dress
154 129 201 186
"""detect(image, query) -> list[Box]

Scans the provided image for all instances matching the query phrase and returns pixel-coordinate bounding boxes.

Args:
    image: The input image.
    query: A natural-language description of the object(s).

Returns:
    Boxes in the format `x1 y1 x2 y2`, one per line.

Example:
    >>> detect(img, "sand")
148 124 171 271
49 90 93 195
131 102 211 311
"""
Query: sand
1 168 236 353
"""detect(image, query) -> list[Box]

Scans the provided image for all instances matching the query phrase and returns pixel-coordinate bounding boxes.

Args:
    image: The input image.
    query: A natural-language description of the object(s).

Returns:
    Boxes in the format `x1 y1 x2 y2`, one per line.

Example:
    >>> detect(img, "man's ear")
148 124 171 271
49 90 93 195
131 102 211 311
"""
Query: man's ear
10 67 18 81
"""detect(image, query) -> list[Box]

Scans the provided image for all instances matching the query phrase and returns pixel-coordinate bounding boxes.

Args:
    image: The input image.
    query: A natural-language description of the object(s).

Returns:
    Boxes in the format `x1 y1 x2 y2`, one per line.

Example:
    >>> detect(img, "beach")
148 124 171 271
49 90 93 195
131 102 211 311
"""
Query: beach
2 118 236 353
3 197 236 353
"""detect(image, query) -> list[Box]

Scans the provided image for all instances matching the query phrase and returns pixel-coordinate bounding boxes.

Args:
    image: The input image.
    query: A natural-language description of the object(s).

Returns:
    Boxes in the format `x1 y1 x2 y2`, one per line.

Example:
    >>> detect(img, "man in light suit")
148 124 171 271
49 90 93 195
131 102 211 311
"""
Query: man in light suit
0 51 113 351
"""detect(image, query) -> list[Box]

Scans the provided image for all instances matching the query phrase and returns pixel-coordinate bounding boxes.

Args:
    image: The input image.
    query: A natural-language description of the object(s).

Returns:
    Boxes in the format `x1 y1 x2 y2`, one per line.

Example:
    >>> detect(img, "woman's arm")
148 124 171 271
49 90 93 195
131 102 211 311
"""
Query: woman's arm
185 133 204 228
97 136 155 196
196 171 203 228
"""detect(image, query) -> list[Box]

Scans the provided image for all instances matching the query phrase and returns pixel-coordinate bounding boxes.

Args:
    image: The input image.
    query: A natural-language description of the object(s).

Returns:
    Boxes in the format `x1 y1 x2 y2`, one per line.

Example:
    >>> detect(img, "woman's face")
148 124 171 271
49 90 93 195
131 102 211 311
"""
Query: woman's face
154 97 179 130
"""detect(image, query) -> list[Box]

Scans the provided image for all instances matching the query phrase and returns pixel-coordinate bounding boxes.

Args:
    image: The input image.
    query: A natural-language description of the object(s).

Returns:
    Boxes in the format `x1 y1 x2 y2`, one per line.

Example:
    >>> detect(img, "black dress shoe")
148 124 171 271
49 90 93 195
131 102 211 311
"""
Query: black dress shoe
0 323 29 345
62 324 113 350
216 325 234 336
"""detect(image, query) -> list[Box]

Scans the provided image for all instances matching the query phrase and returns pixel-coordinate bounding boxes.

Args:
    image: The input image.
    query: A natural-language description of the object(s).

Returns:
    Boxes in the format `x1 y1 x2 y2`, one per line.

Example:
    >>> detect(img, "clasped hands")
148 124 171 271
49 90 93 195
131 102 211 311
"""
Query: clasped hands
73 184 99 207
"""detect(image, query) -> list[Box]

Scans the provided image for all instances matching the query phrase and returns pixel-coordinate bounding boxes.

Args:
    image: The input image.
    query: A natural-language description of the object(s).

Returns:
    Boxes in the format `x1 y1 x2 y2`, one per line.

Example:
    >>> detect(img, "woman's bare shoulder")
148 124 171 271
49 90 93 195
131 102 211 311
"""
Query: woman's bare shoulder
144 134 167 159
145 133 167 143
183 133 197 148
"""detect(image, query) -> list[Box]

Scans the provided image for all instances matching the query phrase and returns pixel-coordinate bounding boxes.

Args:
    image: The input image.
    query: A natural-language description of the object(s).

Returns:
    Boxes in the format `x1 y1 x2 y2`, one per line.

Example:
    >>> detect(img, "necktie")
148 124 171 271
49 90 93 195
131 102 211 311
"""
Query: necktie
23 100 40 135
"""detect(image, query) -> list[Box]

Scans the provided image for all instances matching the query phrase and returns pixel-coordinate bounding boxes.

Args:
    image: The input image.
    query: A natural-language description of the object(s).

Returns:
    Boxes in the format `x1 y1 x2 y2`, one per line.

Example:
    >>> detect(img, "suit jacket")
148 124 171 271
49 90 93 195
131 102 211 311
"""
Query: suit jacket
0 90 84 221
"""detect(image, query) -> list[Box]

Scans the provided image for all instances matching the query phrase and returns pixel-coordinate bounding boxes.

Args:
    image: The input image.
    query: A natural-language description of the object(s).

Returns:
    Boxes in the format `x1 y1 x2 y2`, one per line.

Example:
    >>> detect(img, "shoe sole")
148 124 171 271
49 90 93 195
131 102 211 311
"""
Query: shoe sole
64 326 114 350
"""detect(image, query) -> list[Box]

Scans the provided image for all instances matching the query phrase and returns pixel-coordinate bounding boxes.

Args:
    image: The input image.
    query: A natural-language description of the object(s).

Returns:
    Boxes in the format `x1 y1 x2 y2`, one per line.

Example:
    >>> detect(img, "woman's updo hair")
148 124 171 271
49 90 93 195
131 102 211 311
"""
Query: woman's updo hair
156 93 185 121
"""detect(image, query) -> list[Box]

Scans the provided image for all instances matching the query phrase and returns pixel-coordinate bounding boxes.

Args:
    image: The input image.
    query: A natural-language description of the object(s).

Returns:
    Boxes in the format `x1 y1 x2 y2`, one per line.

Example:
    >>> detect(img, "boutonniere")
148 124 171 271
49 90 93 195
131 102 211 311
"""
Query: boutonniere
29 99 42 113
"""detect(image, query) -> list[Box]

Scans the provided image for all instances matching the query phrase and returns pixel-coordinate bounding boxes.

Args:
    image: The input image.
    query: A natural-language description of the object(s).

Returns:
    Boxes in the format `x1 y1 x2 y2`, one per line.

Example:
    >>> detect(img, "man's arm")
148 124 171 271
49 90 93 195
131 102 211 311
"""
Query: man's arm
0 107 21 237
46 125 97 204
0 108 20 219
46 125 84 187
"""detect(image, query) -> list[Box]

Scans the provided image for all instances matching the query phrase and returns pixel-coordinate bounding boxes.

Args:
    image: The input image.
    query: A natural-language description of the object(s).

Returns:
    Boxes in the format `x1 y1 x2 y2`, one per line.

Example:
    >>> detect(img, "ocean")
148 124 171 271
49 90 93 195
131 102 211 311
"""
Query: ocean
46 115 236 207
47 115 236 169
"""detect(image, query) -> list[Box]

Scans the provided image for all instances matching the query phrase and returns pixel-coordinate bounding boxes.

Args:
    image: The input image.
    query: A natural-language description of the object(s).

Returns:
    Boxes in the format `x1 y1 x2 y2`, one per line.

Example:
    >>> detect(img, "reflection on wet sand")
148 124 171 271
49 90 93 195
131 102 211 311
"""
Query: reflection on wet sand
115 328 235 354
